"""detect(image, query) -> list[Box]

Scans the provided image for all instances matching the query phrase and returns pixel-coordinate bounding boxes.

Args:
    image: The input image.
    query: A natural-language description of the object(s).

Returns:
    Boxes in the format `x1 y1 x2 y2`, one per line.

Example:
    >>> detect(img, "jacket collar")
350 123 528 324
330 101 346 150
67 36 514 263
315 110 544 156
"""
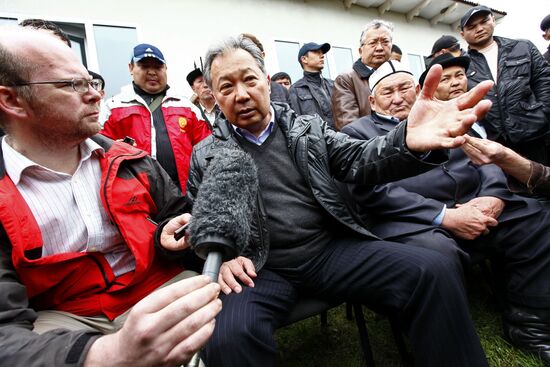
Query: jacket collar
352 58 375 79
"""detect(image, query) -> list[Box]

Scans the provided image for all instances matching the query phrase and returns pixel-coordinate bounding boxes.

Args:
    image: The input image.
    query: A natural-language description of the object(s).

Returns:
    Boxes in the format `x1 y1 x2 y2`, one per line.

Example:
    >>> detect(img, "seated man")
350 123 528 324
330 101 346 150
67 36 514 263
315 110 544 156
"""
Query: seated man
0 27 221 366
188 35 495 367
342 57 550 363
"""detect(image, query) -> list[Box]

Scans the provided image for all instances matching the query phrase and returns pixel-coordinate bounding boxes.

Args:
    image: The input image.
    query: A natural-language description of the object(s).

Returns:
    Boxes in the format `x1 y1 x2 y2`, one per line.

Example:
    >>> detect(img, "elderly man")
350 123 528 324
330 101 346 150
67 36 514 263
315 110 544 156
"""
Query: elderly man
100 43 211 193
288 42 334 127
460 5 550 165
187 67 217 128
343 57 550 364
0 27 220 366
187 35 495 367
331 19 392 131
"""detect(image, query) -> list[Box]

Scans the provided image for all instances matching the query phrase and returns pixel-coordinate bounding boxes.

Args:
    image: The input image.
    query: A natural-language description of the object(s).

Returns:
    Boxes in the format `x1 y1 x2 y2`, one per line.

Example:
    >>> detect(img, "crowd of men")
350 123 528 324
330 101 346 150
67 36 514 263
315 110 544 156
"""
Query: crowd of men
0 4 549 367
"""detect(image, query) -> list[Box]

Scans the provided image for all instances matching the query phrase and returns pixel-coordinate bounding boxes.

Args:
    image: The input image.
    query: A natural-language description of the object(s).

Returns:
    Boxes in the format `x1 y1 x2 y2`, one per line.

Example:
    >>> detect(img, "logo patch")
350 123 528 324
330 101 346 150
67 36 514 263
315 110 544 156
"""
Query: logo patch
178 117 187 132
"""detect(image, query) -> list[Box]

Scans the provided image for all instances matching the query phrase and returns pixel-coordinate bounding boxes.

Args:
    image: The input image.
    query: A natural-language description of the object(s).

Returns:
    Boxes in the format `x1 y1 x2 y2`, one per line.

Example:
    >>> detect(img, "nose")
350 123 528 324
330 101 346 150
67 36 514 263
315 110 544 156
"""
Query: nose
84 85 102 103
235 83 250 102
391 90 404 104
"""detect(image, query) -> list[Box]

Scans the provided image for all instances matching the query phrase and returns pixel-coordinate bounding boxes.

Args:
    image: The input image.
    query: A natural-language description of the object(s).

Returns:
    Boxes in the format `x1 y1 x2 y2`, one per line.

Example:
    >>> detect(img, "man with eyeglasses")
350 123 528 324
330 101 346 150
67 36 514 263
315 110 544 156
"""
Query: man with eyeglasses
461 5 550 166
331 19 393 131
0 27 221 366
101 43 211 194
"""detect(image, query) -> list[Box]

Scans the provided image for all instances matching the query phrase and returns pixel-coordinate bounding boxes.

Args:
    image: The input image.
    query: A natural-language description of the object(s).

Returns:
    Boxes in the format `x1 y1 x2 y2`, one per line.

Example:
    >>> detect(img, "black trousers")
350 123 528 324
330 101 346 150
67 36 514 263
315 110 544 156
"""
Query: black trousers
469 206 550 309
204 232 488 367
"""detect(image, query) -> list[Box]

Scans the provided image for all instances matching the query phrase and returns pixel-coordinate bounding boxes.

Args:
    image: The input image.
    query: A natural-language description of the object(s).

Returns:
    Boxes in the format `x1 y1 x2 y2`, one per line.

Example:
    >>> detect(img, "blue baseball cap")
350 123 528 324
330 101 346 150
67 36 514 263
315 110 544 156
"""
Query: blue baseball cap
132 43 166 64
298 42 331 64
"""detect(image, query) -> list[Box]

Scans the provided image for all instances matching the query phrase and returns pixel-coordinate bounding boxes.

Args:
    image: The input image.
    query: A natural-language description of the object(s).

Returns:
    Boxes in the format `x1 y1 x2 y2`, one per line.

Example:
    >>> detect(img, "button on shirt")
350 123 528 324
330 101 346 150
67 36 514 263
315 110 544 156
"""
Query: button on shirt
2 137 135 277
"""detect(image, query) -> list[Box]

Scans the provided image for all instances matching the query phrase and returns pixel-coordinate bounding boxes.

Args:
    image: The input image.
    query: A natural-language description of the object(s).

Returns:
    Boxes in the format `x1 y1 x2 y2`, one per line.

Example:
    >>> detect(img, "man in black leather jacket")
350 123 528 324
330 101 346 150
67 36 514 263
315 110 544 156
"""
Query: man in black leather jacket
460 5 550 165
188 35 495 367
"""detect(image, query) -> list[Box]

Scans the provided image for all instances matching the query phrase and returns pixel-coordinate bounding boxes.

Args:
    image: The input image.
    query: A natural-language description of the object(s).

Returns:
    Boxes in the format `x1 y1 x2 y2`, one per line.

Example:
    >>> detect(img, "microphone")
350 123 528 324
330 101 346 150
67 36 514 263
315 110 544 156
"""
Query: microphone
187 149 258 282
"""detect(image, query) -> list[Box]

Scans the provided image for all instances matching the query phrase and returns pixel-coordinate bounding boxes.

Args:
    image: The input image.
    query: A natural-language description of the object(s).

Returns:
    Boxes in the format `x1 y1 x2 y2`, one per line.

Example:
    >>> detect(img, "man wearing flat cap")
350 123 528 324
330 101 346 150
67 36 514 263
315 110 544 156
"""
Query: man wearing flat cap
460 5 550 165
187 67 217 128
101 43 211 193
542 14 550 63
288 41 335 127
344 57 550 364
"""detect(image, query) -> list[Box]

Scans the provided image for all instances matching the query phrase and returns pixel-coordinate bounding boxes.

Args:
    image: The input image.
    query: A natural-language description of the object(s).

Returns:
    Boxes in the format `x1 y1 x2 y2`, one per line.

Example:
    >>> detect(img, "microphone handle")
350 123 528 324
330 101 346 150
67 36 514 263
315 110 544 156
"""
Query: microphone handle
203 251 223 282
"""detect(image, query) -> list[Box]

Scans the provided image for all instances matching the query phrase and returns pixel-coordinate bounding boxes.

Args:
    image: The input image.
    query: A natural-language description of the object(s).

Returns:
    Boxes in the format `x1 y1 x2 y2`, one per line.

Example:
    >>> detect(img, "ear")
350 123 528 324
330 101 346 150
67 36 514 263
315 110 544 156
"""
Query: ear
368 94 376 111
415 84 421 96
459 31 465 39
128 63 134 74
300 54 308 65
0 86 30 121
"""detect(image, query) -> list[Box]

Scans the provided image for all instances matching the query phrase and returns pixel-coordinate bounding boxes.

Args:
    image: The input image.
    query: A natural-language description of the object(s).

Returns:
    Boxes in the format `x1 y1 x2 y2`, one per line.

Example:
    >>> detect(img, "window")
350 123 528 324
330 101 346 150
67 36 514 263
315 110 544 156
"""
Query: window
407 53 425 82
94 25 138 98
0 17 17 25
274 40 302 85
331 46 354 77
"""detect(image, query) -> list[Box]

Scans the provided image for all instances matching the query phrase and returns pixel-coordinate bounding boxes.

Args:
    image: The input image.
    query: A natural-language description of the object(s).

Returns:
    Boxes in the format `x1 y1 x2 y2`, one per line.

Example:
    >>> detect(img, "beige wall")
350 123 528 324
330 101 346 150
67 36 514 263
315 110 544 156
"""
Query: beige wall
0 0 462 95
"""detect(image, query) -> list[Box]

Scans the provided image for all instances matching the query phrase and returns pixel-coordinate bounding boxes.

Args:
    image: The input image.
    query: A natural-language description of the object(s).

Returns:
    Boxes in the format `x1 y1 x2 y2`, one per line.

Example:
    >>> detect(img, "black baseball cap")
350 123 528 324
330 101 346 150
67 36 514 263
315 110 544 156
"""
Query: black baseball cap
460 5 492 30
297 42 330 64
419 53 471 88
186 68 203 87
541 14 550 32
430 35 460 57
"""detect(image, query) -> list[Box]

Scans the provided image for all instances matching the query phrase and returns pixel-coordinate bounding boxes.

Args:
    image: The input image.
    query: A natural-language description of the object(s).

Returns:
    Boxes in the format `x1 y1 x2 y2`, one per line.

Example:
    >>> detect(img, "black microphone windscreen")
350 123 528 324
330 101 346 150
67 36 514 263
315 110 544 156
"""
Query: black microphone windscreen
188 149 258 261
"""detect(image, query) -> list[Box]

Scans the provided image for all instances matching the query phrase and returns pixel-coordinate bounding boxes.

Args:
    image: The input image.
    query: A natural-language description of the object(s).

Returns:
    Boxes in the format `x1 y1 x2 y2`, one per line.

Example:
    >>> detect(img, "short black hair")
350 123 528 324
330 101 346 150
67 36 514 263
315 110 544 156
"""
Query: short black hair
19 19 71 48
271 72 291 84
391 44 402 55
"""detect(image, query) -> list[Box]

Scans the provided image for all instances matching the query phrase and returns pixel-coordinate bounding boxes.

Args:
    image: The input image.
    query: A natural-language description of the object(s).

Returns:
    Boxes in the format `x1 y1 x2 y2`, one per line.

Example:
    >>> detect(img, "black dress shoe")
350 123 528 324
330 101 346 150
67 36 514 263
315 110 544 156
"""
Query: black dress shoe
503 305 550 365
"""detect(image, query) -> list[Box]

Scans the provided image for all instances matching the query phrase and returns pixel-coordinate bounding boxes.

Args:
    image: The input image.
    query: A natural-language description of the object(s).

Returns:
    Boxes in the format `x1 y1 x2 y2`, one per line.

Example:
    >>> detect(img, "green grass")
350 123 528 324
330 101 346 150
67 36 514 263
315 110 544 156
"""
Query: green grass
276 269 546 367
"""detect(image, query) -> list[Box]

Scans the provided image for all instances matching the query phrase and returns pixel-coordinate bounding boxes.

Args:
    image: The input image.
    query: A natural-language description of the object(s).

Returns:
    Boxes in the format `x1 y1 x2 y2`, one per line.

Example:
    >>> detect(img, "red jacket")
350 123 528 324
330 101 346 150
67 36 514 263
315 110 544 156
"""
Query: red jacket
0 136 190 320
100 85 211 193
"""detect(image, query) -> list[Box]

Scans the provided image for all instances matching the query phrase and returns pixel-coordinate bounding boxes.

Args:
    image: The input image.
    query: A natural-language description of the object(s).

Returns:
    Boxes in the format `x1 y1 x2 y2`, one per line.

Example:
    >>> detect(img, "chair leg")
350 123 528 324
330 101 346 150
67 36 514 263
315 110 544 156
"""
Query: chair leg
320 310 328 326
388 316 413 367
352 303 376 367
346 301 353 320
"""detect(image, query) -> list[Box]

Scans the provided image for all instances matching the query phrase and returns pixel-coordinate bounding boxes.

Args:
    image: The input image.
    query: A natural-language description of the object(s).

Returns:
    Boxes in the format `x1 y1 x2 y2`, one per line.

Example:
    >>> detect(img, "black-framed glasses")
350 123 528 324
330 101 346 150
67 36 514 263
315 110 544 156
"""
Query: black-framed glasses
12 78 104 94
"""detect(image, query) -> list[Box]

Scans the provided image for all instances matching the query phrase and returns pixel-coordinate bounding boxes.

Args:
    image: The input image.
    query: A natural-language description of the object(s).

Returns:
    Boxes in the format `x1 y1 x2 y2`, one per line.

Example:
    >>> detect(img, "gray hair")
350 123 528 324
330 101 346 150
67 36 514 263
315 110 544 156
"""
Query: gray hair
203 36 266 88
359 19 394 45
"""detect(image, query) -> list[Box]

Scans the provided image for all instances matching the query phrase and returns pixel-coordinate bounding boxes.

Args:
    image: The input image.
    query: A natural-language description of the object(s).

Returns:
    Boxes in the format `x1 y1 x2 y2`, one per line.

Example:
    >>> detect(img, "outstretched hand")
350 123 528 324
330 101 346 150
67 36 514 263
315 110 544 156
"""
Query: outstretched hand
406 64 493 152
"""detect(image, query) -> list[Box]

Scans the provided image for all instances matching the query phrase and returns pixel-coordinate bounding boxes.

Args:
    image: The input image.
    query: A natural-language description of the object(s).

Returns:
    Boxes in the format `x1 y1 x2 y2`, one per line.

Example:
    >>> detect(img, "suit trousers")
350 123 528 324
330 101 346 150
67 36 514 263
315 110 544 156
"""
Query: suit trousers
203 233 488 367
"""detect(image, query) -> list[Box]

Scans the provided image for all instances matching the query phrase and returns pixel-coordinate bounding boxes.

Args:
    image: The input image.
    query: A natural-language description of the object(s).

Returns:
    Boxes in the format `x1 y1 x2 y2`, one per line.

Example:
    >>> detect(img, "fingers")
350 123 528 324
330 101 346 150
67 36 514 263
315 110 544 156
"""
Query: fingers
217 257 256 295
134 275 211 314
437 136 466 149
150 281 221 333
472 99 492 122
218 263 238 294
420 64 443 100
456 80 493 110
165 318 218 365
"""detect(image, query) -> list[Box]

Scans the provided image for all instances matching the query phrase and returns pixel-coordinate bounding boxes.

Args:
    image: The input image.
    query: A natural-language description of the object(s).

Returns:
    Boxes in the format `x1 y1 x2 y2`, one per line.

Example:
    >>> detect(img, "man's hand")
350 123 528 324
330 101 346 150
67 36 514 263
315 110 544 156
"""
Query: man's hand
218 256 257 295
460 196 505 220
406 64 494 152
461 135 507 166
85 275 221 367
441 205 498 240
160 213 191 251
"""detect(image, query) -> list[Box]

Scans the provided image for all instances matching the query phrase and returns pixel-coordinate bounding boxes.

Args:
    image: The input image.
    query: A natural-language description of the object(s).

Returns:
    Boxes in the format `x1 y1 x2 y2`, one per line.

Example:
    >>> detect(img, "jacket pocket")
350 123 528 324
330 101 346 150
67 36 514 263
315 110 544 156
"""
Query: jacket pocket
506 101 548 143
503 57 530 78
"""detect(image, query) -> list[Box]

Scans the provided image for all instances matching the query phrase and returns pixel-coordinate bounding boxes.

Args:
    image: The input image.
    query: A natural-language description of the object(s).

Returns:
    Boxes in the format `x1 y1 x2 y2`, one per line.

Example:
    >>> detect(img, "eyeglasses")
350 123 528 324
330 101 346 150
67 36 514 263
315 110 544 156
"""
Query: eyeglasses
12 78 104 94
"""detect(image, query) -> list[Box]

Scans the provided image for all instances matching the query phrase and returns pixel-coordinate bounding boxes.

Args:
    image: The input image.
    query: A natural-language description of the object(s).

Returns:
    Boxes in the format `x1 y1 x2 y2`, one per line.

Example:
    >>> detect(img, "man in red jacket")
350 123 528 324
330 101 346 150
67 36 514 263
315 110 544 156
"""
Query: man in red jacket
101 43 211 193
0 27 220 366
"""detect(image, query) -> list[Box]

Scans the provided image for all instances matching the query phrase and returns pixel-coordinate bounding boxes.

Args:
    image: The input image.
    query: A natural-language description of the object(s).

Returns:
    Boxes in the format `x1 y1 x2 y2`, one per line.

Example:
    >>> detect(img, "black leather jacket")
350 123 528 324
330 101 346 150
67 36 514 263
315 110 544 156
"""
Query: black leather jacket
289 73 335 128
187 103 446 270
466 36 550 144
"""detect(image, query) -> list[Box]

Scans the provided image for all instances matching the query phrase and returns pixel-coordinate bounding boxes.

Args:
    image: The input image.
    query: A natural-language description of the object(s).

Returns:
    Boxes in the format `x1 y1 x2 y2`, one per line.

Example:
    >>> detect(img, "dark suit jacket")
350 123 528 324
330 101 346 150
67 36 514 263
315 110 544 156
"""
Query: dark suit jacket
341 112 541 239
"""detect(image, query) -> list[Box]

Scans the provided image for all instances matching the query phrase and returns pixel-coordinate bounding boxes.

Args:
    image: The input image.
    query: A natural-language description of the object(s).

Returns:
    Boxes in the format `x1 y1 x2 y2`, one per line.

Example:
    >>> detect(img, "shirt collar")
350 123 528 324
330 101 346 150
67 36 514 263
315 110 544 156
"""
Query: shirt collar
232 106 275 146
2 137 105 185
374 111 400 124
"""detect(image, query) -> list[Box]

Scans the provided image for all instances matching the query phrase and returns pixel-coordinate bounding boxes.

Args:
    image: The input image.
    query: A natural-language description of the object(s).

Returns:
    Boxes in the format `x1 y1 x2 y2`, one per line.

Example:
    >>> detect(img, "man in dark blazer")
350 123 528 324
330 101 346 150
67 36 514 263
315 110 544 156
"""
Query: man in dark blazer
342 58 550 363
